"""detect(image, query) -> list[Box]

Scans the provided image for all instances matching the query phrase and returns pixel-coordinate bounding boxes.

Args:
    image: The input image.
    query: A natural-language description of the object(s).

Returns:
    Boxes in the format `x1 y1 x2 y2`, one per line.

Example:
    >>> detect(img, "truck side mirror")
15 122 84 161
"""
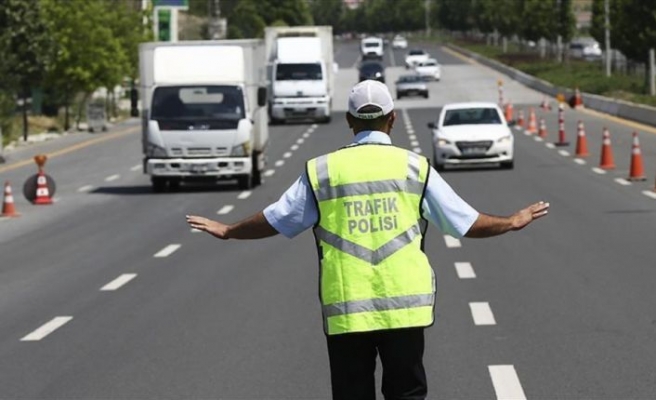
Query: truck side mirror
257 87 267 107
130 88 139 117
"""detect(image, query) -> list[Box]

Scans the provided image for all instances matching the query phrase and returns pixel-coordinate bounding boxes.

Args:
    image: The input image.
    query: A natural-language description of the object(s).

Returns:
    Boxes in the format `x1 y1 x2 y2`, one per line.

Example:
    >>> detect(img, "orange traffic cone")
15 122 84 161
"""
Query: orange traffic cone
540 97 551 111
538 118 548 139
504 102 514 123
34 170 53 205
555 103 569 146
1 181 19 217
527 108 537 134
627 132 646 181
599 127 615 169
517 109 525 128
574 120 589 157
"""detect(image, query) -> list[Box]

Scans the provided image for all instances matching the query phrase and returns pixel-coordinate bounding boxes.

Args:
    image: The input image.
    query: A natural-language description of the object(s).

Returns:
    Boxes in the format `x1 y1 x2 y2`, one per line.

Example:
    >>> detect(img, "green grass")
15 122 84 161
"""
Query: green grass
453 40 656 108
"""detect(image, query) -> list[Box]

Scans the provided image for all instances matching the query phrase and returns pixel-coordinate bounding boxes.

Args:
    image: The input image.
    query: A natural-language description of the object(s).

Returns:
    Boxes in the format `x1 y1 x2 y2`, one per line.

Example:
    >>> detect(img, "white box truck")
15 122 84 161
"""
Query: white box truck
139 40 268 191
265 26 335 124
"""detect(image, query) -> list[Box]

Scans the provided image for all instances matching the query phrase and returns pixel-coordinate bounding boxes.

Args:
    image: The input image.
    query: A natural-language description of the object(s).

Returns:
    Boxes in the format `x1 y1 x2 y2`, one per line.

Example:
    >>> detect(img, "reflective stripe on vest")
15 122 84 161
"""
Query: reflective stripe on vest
307 145 434 335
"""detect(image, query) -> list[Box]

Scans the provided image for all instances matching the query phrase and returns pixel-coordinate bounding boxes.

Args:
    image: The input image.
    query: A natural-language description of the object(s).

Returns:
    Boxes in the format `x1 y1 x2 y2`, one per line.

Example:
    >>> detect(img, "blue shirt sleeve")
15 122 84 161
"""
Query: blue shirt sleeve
421 167 479 238
263 172 318 238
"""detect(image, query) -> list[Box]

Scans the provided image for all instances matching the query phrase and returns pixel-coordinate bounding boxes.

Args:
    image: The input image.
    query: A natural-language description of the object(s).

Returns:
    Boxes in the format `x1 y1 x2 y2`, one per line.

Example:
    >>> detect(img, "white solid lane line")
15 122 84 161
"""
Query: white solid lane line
592 167 607 174
443 235 461 248
77 185 94 193
614 178 631 186
100 273 137 291
105 174 120 182
21 316 73 342
264 169 276 177
130 164 141 171
469 302 496 325
454 262 476 279
237 191 251 200
217 205 234 215
154 244 181 258
488 365 527 400
283 152 293 158
275 160 285 167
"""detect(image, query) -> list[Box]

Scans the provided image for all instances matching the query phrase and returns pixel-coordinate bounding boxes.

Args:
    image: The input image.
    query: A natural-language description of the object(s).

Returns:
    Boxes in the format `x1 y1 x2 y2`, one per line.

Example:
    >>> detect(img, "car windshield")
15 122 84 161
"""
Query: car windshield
443 108 502 126
151 85 245 130
364 42 381 48
360 63 383 73
423 61 437 66
408 50 425 55
276 63 322 80
398 75 421 83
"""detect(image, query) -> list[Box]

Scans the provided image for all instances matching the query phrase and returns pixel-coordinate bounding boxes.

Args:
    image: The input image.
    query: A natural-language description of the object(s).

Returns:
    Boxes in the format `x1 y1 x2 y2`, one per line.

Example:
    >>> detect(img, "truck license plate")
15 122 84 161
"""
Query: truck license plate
190 164 208 173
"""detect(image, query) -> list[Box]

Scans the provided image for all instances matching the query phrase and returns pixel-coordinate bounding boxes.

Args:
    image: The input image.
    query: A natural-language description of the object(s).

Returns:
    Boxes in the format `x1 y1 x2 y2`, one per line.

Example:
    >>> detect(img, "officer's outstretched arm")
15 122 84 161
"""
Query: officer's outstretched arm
186 211 279 240
464 201 549 238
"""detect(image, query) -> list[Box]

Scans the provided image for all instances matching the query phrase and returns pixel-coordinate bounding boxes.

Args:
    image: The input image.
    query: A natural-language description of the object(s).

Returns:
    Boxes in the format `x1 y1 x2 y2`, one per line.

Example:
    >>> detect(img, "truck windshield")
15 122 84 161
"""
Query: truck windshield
276 64 322 81
151 85 245 130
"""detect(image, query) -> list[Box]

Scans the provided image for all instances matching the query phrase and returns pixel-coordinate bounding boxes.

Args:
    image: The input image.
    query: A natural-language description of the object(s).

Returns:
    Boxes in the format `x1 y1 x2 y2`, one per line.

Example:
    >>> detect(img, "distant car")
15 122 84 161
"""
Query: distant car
395 75 428 99
570 39 602 61
392 35 408 49
404 49 429 69
358 61 385 83
414 58 441 81
427 102 514 171
361 37 384 60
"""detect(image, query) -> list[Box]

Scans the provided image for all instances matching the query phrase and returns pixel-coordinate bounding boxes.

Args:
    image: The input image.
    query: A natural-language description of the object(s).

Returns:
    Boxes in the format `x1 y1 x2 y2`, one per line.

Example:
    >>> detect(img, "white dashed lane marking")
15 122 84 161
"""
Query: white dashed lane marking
217 205 234 215
614 178 631 186
303 132 310 138
191 228 201 233
297 138 304 144
534 136 543 142
275 160 285 167
592 167 607 174
130 164 141 172
77 185 94 193
410 140 419 147
488 365 527 400
558 150 570 157
21 316 73 342
454 262 476 279
574 158 586 165
413 147 422 154
291 144 299 151
545 143 556 149
100 273 137 291
443 235 461 248
237 191 251 200
469 302 496 325
154 244 181 258
264 169 276 177
283 152 292 158
642 190 656 199
105 174 120 182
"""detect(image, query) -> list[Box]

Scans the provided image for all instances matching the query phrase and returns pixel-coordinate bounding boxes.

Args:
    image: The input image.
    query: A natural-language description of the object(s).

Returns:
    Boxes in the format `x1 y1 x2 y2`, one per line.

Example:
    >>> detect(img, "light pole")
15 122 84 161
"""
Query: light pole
425 0 430 37
604 0 611 77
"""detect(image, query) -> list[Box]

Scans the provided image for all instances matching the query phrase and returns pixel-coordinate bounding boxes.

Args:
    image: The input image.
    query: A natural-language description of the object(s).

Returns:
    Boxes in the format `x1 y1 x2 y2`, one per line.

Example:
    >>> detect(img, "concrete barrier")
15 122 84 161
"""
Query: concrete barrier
446 43 656 128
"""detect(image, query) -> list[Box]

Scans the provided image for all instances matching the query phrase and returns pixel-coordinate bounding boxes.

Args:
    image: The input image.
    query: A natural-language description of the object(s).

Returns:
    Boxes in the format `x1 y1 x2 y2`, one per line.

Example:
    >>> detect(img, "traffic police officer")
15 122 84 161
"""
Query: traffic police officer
187 80 550 399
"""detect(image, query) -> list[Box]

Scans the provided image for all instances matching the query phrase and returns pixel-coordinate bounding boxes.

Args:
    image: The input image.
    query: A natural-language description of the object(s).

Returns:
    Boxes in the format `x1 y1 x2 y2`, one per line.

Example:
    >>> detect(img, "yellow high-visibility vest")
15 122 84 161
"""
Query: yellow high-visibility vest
306 143 435 335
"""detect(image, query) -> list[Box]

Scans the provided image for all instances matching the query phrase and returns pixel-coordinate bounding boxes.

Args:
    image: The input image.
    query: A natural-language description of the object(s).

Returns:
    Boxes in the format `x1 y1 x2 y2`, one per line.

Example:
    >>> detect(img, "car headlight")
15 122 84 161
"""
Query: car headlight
497 135 512 144
147 142 167 158
437 139 451 146
231 140 251 157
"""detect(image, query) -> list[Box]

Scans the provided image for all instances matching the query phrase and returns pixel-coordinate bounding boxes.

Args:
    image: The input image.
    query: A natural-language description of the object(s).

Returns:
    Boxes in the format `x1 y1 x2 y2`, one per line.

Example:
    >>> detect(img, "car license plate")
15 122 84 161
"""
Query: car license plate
462 147 487 155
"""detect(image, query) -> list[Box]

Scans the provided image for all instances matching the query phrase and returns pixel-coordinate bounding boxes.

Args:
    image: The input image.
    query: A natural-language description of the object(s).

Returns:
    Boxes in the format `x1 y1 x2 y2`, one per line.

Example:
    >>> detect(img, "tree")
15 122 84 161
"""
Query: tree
519 0 557 43
226 0 266 39
611 0 656 64
0 0 51 140
310 0 344 31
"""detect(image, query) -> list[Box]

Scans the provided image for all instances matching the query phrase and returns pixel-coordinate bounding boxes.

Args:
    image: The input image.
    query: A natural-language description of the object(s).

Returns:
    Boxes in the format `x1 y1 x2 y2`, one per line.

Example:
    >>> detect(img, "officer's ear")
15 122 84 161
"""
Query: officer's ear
386 111 396 131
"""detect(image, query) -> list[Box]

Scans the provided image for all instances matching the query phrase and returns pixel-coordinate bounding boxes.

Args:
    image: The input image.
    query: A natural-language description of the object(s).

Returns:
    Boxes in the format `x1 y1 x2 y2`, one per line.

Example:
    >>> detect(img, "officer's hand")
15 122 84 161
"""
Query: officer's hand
511 201 549 231
186 215 230 239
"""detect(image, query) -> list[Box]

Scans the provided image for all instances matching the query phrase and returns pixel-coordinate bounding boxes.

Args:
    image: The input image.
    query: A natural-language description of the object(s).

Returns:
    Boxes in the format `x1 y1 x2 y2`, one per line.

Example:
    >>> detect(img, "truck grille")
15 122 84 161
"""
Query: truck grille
187 147 212 156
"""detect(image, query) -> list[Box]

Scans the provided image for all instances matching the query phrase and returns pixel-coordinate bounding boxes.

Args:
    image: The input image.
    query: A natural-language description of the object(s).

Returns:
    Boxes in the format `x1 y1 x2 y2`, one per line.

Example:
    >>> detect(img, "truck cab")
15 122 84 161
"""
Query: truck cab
361 37 384 60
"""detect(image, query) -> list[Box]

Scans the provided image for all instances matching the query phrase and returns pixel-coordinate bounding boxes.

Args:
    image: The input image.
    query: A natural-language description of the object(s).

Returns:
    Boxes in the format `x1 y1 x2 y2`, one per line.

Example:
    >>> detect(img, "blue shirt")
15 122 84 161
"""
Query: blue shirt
263 131 479 239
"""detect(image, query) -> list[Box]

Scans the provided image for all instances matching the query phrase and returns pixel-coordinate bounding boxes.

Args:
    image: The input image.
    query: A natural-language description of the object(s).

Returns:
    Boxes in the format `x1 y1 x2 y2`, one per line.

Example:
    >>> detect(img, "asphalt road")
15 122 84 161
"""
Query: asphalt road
1 39 656 399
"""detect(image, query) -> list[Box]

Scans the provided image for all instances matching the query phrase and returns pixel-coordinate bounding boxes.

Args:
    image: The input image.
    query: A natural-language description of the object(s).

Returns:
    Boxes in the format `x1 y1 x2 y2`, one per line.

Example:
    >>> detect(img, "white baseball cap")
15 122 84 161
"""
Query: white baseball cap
348 80 394 119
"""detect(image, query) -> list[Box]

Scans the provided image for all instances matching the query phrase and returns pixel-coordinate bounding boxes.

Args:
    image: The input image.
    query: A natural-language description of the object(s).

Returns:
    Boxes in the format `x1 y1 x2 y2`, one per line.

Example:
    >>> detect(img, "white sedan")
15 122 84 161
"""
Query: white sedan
404 49 429 69
414 58 441 81
428 102 514 170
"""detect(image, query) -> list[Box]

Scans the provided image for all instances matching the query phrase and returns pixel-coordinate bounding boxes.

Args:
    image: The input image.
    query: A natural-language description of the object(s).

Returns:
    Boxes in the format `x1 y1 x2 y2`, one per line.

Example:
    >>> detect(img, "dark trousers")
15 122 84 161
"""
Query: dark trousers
326 327 427 400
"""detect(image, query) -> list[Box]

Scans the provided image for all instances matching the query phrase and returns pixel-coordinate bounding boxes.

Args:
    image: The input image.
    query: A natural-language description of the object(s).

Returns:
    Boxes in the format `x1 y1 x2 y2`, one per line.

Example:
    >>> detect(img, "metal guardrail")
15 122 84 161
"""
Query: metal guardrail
445 43 656 128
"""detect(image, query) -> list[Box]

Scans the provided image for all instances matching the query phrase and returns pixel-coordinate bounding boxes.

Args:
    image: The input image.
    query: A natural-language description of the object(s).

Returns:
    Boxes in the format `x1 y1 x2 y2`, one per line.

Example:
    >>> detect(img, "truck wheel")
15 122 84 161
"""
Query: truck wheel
151 177 167 193
320 116 331 124
237 174 253 190
252 152 262 186
168 179 181 191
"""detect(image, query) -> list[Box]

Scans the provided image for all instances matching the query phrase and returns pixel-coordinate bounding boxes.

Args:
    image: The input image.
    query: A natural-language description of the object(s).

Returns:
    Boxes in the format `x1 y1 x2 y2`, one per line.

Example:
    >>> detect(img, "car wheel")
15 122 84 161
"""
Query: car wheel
423 93 429 99
500 160 514 170
237 174 253 190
